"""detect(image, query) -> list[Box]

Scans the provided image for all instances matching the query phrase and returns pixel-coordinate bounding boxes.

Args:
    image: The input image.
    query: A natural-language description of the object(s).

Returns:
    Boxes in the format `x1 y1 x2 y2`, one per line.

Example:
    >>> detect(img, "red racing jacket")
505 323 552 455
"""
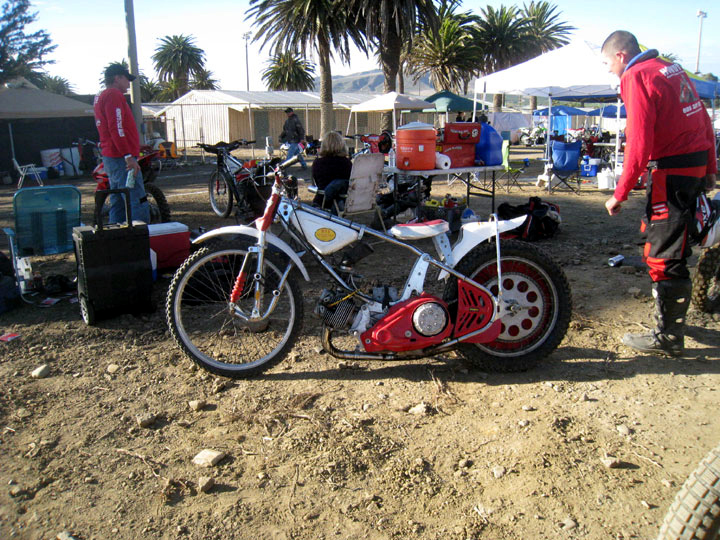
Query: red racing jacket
93 87 140 159
614 50 717 202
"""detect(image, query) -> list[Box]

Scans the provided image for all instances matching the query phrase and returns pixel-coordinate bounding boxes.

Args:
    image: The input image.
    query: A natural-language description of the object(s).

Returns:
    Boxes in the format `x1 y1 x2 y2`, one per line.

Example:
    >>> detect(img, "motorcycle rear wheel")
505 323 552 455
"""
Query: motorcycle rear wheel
144 183 171 223
657 442 720 540
444 240 572 372
209 170 234 218
692 245 720 313
166 240 303 378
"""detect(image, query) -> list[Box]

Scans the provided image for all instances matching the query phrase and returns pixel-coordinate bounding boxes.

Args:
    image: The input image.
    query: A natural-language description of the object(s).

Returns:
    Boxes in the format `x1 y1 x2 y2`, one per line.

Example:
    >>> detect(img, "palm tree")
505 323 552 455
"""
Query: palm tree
262 51 316 91
350 0 436 130
38 75 73 95
156 79 184 103
520 1 573 58
520 1 573 110
140 75 163 102
152 34 206 99
473 5 528 111
190 67 219 90
247 0 365 137
406 0 481 94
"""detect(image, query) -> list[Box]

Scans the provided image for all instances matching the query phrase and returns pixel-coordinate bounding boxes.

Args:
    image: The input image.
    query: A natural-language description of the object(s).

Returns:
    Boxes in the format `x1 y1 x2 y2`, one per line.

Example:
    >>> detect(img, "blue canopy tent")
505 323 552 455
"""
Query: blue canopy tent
587 104 627 118
532 105 586 135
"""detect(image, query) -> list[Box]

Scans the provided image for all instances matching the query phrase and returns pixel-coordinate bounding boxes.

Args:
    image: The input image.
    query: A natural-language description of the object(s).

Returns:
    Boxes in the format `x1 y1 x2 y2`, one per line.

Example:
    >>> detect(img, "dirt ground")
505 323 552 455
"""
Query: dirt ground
1 149 719 540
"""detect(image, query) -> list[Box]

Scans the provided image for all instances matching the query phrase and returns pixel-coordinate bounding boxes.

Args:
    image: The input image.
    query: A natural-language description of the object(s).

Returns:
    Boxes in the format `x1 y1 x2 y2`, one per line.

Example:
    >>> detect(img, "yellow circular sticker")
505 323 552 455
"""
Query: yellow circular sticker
314 228 336 242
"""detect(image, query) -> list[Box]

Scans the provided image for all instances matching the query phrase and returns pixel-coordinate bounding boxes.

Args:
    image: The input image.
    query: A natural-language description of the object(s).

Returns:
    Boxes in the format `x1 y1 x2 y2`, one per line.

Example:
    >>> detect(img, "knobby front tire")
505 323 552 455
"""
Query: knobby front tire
166 241 304 378
657 442 720 540
209 170 234 218
444 239 572 372
692 245 720 313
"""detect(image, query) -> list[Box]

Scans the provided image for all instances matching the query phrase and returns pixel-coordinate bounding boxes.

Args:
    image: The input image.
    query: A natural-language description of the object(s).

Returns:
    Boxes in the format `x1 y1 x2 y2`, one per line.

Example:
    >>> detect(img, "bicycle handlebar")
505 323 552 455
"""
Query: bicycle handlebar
196 139 257 154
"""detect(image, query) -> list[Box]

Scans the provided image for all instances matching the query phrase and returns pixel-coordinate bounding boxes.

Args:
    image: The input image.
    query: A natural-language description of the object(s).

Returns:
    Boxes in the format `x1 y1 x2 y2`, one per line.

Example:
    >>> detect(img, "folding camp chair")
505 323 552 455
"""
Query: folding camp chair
549 140 582 193
12 158 44 189
3 185 81 300
309 153 387 232
498 141 530 192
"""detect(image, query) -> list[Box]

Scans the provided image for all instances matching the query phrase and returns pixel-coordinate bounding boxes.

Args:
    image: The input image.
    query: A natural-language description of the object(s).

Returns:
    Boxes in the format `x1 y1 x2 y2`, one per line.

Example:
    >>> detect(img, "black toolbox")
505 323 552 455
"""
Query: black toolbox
73 189 153 324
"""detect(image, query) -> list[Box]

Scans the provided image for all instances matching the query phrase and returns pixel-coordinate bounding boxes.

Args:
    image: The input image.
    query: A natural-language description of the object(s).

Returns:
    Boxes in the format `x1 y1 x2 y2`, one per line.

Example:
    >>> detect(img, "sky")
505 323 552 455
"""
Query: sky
29 0 720 96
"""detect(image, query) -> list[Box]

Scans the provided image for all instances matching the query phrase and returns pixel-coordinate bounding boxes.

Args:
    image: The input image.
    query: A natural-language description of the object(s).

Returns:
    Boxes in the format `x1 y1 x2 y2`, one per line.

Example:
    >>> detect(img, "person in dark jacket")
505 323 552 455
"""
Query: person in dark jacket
280 107 307 170
311 131 352 211
601 30 717 357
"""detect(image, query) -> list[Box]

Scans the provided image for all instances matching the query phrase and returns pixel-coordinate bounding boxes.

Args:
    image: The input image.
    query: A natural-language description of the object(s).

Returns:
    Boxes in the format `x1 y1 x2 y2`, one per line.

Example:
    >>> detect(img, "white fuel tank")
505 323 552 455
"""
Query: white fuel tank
290 210 359 254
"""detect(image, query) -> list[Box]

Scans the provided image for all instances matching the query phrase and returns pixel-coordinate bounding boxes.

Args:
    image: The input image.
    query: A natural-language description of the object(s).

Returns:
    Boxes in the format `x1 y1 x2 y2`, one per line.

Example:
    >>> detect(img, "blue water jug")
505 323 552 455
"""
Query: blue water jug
475 123 503 166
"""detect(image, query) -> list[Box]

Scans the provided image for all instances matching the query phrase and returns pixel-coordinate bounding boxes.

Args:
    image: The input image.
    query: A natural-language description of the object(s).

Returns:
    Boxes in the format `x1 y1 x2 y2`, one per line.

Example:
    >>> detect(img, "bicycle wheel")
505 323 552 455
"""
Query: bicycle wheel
209 170 233 218
692 245 720 313
444 239 572 372
657 442 720 540
166 241 304 378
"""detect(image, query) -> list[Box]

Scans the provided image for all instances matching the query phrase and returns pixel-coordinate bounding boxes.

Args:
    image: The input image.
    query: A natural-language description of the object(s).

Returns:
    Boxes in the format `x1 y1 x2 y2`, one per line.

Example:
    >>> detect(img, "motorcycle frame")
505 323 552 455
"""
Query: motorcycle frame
194 167 529 360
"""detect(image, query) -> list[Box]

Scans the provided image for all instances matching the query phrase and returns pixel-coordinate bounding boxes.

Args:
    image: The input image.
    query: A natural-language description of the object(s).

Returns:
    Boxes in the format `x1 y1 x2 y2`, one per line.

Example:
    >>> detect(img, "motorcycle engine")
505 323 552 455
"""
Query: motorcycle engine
314 289 358 330
361 294 453 353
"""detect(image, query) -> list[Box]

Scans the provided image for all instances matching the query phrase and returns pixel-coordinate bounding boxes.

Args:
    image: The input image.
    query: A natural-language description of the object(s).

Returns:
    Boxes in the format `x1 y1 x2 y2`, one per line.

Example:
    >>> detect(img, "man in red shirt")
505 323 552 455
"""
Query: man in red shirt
94 63 150 223
602 31 717 356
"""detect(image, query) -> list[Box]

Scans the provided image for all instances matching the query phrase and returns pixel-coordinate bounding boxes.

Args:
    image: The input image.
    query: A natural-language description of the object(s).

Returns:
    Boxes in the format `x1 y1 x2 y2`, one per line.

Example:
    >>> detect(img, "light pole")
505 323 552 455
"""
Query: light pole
243 32 252 91
695 10 707 74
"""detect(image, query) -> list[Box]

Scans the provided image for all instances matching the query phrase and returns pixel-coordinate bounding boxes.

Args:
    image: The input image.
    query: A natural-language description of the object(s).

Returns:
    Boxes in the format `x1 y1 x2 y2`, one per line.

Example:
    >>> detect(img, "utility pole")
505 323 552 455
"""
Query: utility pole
695 10 707 74
243 32 252 91
124 0 144 141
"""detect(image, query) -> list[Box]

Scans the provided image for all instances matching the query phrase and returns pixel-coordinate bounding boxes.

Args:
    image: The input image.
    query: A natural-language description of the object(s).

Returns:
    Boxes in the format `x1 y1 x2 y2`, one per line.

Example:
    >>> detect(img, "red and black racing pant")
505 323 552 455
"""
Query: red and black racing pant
641 151 707 282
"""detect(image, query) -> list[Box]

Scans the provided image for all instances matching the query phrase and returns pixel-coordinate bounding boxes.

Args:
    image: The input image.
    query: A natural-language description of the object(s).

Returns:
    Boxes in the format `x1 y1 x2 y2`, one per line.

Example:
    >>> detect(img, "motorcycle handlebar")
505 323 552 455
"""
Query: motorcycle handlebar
278 155 299 170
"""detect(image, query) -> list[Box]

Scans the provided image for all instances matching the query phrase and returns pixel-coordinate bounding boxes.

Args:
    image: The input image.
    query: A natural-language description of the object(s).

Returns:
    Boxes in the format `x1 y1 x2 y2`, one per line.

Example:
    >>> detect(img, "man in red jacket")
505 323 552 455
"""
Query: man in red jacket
94 63 150 223
602 30 717 357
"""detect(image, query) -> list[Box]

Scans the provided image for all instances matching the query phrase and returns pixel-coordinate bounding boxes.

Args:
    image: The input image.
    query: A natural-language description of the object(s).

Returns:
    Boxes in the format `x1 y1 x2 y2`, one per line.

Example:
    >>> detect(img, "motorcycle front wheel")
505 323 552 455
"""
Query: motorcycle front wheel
209 170 234 218
692 245 720 313
657 441 720 540
166 241 303 378
444 239 572 372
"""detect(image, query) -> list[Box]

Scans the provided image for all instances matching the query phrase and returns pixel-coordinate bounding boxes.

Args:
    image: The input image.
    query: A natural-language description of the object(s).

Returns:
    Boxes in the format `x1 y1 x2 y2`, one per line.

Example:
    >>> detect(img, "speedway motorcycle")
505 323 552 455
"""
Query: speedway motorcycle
691 188 720 312
165 156 572 379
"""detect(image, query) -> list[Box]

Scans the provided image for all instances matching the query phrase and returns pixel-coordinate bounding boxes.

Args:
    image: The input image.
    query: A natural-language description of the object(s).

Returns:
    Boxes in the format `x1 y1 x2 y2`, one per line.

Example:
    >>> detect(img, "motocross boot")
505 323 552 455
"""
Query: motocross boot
621 278 692 357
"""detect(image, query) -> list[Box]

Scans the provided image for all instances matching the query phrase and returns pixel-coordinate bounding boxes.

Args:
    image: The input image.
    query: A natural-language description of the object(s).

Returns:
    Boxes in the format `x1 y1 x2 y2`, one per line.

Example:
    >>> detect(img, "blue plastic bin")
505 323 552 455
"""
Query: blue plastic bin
13 185 82 256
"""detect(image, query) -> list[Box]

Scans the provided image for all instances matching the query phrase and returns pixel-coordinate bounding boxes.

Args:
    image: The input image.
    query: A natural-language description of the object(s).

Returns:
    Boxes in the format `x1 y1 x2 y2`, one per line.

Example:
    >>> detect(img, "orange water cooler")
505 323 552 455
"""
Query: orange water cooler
395 122 437 170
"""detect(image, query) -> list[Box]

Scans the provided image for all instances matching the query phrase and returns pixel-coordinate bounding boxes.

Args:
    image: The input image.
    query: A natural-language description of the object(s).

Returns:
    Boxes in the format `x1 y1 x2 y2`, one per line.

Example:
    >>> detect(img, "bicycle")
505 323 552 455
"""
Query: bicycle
200 139 296 222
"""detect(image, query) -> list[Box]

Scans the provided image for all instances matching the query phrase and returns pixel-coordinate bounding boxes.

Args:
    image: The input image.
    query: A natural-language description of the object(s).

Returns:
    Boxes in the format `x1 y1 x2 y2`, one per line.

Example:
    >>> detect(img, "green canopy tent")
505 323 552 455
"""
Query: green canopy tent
422 90 476 114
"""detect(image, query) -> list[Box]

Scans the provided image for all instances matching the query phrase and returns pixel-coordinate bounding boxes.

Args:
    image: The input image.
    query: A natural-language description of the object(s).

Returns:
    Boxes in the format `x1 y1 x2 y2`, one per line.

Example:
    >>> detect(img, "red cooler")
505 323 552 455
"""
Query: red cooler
395 122 437 170
442 122 481 144
437 143 476 168
148 222 191 269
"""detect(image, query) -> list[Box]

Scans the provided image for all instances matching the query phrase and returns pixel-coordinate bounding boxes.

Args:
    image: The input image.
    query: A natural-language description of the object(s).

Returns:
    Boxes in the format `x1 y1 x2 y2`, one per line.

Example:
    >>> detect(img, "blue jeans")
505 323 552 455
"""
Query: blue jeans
323 179 349 213
102 156 150 224
286 142 307 168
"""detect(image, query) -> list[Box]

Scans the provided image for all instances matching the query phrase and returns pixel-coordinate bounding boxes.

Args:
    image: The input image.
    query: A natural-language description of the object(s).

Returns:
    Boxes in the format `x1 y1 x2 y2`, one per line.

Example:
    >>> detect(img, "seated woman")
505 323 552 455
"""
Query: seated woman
311 131 352 212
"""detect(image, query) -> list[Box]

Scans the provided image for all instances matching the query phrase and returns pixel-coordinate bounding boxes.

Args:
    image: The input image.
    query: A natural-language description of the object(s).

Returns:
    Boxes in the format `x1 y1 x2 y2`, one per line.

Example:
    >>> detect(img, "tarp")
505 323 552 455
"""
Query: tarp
422 90 475 113
532 105 587 116
347 91 434 133
474 41 618 99
587 104 627 118
350 91 433 113
0 86 95 119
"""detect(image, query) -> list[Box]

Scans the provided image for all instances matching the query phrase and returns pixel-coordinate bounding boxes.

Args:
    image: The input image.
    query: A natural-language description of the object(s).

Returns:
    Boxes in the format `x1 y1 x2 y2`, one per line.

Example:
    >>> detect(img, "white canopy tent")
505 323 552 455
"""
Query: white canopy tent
473 40 620 160
347 91 434 134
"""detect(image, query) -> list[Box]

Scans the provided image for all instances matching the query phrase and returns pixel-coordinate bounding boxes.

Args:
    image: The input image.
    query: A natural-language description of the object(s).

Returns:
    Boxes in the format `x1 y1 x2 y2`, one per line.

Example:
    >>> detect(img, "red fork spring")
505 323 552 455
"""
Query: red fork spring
229 271 247 303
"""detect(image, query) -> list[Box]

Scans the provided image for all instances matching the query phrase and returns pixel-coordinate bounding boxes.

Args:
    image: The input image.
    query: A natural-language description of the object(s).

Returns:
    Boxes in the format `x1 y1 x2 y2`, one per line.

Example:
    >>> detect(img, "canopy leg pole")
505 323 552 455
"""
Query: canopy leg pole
614 97 622 175
8 123 16 160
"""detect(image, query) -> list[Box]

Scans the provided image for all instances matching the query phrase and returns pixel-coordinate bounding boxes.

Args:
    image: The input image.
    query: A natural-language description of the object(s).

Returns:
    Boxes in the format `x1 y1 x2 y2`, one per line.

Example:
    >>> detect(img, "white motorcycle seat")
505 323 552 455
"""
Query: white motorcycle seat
390 219 450 240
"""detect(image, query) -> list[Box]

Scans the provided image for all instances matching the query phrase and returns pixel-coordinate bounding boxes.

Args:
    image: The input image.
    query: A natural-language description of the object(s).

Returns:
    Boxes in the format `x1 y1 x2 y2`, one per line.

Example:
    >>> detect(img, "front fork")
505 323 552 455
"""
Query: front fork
229 230 292 322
